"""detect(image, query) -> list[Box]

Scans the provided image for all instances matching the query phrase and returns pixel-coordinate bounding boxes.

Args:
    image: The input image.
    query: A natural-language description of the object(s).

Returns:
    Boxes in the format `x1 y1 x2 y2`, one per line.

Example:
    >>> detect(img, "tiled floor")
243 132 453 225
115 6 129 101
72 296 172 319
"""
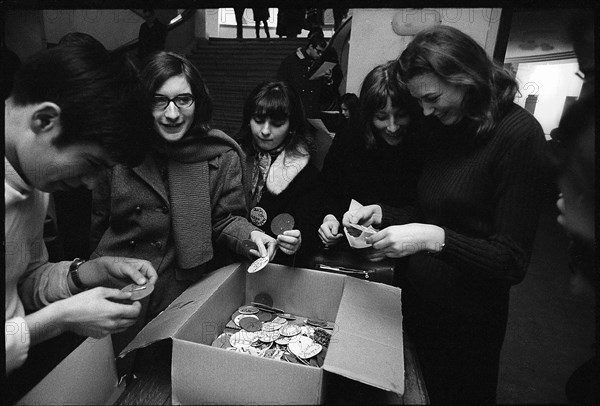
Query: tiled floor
497 200 596 403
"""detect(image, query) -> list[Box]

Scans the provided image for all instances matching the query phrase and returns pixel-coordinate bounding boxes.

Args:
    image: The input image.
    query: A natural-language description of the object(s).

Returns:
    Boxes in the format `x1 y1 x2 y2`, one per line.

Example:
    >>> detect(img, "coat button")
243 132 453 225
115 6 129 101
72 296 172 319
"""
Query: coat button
152 241 163 249
161 206 169 214
135 206 142 211
129 240 136 247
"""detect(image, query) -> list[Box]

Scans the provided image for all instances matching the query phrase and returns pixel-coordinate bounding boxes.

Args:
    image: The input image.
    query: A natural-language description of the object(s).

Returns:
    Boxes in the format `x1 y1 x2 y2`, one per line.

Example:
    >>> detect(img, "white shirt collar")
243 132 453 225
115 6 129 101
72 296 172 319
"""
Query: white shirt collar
5 156 33 195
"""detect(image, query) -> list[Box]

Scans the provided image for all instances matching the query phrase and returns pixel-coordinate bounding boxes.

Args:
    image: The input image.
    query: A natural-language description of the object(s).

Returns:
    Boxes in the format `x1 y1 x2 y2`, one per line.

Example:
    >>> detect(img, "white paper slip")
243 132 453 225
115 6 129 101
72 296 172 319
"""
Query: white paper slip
309 61 336 80
344 199 378 249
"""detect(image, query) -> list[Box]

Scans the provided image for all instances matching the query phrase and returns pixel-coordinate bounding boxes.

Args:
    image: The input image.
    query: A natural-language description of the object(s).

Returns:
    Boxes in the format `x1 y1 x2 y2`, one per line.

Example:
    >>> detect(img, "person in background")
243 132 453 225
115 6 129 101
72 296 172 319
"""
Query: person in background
236 81 323 267
554 93 597 406
336 92 359 134
276 8 305 38
234 7 245 39
554 10 596 405
319 61 422 286
333 8 349 32
317 33 344 113
344 26 547 404
90 52 277 327
305 8 325 32
553 94 595 294
252 8 270 38
277 29 333 119
138 9 167 62
5 42 157 376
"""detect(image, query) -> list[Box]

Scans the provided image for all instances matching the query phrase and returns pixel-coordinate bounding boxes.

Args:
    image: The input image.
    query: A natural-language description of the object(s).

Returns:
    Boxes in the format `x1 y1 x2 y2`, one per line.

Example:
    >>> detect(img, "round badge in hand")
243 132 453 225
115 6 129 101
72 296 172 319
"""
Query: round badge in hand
247 256 269 273
120 283 154 301
271 213 295 235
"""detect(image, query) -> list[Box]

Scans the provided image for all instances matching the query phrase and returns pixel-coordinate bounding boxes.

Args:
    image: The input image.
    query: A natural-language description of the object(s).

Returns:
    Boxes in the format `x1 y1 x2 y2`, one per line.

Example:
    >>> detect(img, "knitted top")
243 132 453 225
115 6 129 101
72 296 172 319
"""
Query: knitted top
383 103 546 311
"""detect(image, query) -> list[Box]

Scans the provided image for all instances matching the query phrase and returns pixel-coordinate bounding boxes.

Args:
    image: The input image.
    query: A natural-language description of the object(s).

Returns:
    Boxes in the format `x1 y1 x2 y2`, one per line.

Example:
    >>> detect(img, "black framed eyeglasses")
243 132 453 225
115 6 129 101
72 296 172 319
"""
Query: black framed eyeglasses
152 94 195 110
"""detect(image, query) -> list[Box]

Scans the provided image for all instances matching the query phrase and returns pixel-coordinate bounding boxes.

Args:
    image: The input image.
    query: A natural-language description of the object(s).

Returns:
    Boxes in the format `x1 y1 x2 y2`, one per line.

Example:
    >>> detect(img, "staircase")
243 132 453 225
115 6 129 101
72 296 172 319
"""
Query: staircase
187 37 306 136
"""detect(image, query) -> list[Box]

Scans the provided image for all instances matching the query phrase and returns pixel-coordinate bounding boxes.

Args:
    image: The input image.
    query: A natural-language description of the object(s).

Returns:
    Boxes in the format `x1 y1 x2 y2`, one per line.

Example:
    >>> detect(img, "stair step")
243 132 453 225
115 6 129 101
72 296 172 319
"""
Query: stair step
187 38 306 133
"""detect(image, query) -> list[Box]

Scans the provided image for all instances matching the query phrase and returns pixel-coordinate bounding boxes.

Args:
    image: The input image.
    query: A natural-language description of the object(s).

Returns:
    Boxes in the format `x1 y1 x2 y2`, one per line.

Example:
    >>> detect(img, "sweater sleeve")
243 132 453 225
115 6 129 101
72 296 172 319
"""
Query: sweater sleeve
18 258 72 311
380 203 422 227
434 124 546 284
5 316 30 375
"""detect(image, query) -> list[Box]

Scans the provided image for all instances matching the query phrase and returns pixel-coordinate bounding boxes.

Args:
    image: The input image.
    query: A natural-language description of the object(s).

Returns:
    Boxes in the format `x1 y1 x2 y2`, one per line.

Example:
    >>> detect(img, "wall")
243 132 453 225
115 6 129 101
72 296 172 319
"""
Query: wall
43 9 142 50
514 59 583 137
346 8 502 94
4 10 46 61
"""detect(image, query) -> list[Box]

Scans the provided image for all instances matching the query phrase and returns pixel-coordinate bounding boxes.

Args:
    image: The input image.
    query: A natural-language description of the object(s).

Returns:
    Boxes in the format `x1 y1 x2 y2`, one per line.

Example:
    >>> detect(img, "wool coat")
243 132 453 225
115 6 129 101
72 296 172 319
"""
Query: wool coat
90 131 259 318
243 146 324 268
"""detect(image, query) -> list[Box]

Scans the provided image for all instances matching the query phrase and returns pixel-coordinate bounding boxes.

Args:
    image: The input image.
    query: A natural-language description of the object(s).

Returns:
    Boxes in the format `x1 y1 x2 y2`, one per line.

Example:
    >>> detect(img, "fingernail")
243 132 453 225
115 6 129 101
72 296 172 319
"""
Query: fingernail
137 278 146 285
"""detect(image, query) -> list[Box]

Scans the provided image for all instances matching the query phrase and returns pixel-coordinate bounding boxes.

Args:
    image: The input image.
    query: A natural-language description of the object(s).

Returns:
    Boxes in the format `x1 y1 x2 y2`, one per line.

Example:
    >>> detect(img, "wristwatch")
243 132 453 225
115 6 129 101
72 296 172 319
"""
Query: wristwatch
69 258 88 290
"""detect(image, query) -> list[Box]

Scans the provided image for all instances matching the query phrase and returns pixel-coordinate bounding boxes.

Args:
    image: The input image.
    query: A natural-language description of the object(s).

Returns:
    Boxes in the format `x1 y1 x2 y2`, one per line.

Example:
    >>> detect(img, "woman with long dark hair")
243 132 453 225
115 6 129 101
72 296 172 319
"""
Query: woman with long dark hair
344 26 547 404
237 81 323 266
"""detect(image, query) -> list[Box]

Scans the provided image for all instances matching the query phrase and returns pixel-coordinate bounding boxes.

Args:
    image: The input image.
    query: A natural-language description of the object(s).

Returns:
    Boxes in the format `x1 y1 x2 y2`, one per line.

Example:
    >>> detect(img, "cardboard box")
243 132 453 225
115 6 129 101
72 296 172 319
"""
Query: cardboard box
16 335 124 405
121 262 405 405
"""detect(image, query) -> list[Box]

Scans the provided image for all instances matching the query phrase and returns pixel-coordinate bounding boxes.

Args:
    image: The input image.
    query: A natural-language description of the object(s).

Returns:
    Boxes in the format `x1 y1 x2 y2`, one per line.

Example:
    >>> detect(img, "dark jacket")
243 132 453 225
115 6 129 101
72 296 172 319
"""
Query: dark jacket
252 8 269 21
243 147 324 267
321 125 422 224
138 20 167 59
277 48 330 119
90 131 259 317
317 47 343 112
276 9 305 37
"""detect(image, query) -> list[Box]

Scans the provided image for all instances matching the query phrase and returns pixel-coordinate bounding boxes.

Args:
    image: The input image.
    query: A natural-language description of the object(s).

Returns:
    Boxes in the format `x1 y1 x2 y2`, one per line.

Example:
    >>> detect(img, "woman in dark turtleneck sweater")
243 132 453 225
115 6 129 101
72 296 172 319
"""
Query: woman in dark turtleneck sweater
344 27 547 404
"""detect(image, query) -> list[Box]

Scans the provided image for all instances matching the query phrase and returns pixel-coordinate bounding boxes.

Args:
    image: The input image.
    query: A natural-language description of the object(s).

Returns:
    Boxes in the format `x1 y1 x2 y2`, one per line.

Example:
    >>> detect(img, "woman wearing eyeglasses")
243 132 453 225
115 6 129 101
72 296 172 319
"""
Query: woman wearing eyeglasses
90 52 277 330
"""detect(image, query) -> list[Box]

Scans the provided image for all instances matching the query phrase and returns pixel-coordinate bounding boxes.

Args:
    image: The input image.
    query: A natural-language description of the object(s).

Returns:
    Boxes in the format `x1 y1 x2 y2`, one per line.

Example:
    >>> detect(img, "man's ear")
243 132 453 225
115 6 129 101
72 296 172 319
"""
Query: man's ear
30 102 62 136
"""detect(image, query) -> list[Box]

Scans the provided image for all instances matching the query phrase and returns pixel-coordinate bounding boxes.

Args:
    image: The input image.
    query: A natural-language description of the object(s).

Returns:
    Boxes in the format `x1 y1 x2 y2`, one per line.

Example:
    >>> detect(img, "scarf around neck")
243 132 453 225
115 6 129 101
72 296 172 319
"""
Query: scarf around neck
251 142 286 204
153 128 248 270
250 142 310 206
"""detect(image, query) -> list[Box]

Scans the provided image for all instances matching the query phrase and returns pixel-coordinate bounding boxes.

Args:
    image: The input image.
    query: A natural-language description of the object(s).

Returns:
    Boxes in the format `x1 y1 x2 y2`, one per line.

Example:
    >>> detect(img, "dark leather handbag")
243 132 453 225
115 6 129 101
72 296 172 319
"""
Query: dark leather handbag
306 246 396 284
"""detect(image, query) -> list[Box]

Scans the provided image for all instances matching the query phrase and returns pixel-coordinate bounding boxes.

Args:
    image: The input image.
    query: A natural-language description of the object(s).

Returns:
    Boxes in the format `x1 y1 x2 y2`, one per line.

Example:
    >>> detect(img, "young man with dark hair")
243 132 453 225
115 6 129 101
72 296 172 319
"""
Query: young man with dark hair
5 44 157 375
277 29 334 118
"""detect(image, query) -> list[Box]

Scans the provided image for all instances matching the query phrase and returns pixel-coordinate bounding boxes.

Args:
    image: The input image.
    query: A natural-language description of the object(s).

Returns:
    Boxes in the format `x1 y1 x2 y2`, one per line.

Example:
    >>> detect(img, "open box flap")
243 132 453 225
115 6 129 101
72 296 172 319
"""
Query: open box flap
119 263 242 357
323 277 405 395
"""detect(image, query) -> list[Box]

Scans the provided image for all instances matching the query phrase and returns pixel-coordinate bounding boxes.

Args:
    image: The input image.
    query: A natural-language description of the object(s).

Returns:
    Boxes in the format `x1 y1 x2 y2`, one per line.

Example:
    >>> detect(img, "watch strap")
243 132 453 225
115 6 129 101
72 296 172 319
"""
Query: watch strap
69 258 88 290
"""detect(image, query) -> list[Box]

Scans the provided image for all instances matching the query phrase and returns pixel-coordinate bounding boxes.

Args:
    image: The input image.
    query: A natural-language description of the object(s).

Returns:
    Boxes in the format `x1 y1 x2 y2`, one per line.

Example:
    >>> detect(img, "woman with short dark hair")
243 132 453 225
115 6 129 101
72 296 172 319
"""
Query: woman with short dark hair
344 26 547 404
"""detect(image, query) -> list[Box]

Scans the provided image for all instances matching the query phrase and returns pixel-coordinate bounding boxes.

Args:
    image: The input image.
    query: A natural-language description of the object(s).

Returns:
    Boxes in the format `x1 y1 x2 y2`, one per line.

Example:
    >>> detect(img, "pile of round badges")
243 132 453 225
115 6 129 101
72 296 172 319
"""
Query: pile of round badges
211 304 331 366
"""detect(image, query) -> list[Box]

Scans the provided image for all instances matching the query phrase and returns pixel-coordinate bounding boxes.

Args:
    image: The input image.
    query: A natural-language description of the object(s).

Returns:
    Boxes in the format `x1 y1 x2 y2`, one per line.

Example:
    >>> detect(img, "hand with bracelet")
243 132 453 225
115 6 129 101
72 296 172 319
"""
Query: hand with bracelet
22 257 158 347
67 256 158 294
342 204 445 261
